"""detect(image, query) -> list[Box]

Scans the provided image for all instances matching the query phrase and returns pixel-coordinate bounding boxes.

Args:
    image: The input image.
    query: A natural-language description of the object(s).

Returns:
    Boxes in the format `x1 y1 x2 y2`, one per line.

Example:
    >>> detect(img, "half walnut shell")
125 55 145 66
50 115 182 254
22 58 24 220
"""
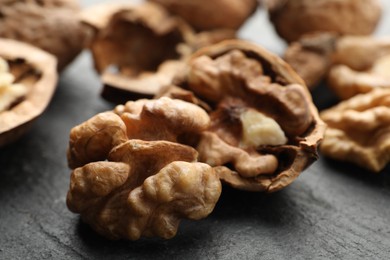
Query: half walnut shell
0 38 57 147
81 2 235 103
161 40 326 192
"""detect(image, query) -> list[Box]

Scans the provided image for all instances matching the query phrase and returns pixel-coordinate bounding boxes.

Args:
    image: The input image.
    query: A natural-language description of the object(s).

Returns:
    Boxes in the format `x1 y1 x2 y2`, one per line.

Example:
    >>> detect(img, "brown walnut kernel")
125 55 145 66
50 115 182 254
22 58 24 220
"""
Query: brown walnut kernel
67 97 221 240
267 0 382 43
0 0 88 70
320 89 390 172
284 35 390 90
148 0 258 31
81 2 235 103
160 40 325 192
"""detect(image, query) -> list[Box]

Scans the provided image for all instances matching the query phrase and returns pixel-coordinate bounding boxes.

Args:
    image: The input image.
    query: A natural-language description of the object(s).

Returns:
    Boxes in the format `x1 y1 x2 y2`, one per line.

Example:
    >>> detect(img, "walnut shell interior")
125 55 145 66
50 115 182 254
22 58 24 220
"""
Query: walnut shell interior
0 38 57 147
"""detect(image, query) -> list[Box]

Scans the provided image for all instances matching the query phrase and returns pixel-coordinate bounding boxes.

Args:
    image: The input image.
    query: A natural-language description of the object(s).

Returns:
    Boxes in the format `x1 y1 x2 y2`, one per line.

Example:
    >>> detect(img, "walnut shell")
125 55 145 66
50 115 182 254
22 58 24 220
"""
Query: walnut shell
320 89 390 172
268 0 382 43
161 40 325 192
148 0 258 31
66 97 221 240
0 38 57 147
81 2 235 103
0 0 88 70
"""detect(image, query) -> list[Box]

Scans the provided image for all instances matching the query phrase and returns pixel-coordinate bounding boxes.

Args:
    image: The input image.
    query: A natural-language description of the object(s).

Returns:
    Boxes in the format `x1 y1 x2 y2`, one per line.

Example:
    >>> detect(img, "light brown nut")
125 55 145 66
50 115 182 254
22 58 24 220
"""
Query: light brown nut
267 0 382 43
66 97 220 240
148 0 258 31
0 0 88 70
81 2 235 103
67 157 221 240
284 35 390 90
161 40 325 192
320 89 390 172
0 38 57 147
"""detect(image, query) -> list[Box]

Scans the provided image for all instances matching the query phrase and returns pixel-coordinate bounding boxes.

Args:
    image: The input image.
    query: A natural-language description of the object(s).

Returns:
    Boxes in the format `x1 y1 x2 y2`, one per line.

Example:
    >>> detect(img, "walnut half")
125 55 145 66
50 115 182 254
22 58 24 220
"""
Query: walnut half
67 97 221 240
160 40 325 192
320 89 390 172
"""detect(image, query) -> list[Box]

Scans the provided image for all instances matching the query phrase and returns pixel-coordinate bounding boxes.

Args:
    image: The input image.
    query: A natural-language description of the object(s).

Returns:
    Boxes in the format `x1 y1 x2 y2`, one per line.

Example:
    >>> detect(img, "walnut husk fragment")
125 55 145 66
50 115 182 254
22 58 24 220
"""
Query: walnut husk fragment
0 38 57 147
267 0 382 43
148 0 259 31
67 97 222 240
160 40 326 192
320 89 390 172
0 0 88 70
81 2 235 103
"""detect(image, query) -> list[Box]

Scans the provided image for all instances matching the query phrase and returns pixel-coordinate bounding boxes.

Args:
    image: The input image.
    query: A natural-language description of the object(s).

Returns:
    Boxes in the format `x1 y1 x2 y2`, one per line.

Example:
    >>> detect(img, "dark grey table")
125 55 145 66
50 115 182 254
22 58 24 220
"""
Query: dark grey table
1 1 390 259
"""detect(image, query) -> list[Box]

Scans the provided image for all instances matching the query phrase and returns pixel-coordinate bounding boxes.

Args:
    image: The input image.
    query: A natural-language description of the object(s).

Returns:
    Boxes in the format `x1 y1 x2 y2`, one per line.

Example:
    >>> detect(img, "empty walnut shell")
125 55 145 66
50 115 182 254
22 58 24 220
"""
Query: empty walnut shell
148 0 258 31
81 2 235 103
161 40 326 192
267 0 382 43
67 97 222 240
320 89 390 172
0 0 88 70
0 38 57 147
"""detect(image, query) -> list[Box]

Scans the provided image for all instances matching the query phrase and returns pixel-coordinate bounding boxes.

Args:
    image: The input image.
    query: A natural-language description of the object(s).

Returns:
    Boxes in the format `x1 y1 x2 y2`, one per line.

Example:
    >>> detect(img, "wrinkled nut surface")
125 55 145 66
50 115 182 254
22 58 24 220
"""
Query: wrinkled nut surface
284 35 390 90
0 38 57 147
81 2 235 103
161 40 325 192
67 97 221 240
148 0 258 31
267 0 382 43
328 37 390 99
320 89 390 172
0 0 88 70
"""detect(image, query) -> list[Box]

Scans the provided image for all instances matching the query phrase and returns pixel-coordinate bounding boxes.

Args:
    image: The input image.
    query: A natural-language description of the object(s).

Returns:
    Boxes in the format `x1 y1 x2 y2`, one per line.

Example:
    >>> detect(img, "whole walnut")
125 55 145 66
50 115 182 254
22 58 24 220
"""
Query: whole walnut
148 0 259 31
267 0 382 43
0 0 88 70
67 97 222 240
160 40 325 192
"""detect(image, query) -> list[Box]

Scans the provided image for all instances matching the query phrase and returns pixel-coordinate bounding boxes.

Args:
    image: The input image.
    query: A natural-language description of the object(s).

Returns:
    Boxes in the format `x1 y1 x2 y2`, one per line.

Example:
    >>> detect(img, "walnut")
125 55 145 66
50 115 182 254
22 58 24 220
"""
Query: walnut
328 37 390 100
0 0 88 70
267 0 382 43
81 2 235 103
66 97 221 240
284 35 390 90
148 0 258 31
0 38 57 147
160 40 325 192
320 89 390 172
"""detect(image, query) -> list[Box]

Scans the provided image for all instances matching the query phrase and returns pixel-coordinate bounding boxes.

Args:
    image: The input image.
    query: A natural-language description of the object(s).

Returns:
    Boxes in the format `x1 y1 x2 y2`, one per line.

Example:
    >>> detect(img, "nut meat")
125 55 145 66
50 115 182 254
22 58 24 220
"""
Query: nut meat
161 40 325 192
320 89 390 172
67 97 221 240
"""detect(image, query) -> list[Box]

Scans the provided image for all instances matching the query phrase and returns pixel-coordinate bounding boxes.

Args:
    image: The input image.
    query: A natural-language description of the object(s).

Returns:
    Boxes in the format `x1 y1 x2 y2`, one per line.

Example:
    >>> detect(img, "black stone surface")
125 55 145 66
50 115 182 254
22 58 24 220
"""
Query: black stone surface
1 1 390 259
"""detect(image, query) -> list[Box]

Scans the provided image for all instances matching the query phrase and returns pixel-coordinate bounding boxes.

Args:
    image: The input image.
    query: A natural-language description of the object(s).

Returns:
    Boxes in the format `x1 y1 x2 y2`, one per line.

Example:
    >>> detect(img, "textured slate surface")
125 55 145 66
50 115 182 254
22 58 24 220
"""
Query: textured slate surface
1 1 390 259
